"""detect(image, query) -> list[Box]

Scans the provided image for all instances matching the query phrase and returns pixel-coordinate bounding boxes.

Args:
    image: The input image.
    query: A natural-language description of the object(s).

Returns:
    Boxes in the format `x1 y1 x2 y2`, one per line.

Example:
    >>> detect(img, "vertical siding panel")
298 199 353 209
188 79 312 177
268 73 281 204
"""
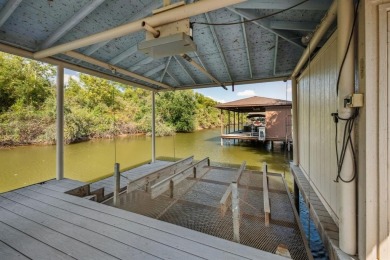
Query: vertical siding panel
297 33 339 219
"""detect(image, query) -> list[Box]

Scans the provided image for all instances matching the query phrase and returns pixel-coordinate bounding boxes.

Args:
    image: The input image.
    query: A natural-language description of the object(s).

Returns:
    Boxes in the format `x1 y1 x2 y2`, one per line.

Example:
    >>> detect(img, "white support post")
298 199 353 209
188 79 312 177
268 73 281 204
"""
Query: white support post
56 65 64 180
232 182 240 243
292 77 299 166
151 91 156 163
337 0 356 255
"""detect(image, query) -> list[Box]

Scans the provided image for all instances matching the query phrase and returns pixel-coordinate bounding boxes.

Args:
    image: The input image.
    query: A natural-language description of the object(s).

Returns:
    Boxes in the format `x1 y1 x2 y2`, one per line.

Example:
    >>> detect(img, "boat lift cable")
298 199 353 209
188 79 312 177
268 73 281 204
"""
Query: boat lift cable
191 0 309 26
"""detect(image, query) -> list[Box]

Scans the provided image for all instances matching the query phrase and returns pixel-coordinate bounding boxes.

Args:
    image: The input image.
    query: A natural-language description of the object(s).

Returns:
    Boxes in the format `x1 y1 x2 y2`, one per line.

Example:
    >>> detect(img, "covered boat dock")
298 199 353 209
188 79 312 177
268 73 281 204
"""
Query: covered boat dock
215 96 292 146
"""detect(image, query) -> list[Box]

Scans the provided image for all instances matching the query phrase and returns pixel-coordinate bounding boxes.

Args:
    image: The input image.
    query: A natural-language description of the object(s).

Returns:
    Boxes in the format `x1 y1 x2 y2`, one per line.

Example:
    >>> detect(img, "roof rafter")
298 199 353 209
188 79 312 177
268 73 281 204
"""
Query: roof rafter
0 0 22 28
143 64 165 78
127 56 153 71
204 13 233 82
241 17 253 79
109 45 138 65
40 0 105 49
160 56 172 82
233 0 331 11
227 7 304 49
269 21 316 32
174 55 196 85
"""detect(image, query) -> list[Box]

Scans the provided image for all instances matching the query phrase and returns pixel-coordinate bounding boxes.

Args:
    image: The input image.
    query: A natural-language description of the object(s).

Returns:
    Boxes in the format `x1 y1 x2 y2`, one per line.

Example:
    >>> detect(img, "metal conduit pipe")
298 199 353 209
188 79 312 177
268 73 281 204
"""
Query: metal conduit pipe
337 0 356 255
142 22 160 38
33 0 245 59
291 0 337 78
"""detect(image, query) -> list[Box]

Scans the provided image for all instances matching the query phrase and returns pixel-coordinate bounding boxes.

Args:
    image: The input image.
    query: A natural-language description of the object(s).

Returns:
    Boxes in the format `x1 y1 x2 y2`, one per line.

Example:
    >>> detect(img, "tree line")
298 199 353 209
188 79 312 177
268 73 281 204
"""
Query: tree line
0 52 220 146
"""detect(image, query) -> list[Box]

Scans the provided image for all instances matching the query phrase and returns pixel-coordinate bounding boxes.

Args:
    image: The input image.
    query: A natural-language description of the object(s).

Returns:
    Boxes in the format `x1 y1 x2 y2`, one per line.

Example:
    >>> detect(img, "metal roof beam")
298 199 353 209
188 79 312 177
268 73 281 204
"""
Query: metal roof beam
0 0 22 28
127 56 153 71
109 45 138 65
144 64 165 77
0 42 155 91
233 0 331 11
158 76 289 92
227 8 304 49
241 17 253 79
166 71 180 86
204 13 233 82
160 56 172 82
65 50 173 89
269 21 317 32
174 56 196 85
83 40 109 56
40 0 105 49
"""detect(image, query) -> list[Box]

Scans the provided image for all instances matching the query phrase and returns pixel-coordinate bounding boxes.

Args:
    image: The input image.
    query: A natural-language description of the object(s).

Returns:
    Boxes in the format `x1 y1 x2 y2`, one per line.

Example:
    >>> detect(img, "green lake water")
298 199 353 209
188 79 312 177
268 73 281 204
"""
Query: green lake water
0 128 292 193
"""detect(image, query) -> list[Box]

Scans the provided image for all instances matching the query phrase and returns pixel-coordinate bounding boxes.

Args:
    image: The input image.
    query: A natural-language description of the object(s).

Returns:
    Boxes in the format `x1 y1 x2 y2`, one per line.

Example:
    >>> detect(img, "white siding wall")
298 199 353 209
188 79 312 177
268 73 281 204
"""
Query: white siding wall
297 33 339 220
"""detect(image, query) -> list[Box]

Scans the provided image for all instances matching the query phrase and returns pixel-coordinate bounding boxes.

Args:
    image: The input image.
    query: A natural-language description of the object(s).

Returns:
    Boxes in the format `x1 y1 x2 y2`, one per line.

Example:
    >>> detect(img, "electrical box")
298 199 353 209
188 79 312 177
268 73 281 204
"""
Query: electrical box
347 93 364 108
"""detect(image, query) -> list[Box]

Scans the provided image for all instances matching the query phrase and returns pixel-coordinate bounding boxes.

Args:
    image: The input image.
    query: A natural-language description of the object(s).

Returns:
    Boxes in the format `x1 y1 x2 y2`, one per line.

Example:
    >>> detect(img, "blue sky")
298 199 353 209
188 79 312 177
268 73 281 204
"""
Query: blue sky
64 68 291 103
194 81 292 103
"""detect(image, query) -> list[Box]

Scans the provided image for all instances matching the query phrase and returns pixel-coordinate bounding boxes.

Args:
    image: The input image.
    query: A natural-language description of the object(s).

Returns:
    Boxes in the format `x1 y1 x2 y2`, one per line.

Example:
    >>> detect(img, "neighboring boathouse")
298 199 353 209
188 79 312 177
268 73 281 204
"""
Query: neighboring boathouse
216 96 292 145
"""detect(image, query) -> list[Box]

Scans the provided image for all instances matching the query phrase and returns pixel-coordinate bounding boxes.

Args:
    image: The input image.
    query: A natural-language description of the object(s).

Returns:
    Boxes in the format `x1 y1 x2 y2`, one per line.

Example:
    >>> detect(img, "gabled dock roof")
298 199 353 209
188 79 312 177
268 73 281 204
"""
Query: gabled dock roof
216 96 291 112
0 0 333 91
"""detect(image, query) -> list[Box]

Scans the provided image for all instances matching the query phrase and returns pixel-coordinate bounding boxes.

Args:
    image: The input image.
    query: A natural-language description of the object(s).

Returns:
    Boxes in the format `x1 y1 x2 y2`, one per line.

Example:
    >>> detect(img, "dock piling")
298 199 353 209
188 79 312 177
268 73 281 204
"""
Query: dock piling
232 181 240 243
113 163 120 205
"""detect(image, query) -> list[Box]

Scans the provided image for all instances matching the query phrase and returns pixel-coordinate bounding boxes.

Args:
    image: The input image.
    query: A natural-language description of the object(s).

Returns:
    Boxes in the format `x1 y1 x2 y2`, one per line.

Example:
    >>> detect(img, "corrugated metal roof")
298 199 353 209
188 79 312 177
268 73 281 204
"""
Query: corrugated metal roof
0 0 334 91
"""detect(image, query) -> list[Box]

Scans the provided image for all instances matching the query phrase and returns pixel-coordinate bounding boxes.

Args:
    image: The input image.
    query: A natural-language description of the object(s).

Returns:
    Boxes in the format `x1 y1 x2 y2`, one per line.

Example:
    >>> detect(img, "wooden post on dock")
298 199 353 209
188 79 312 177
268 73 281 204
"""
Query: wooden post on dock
169 180 174 198
263 162 271 226
113 163 120 205
232 181 240 243
228 111 231 134
220 109 224 146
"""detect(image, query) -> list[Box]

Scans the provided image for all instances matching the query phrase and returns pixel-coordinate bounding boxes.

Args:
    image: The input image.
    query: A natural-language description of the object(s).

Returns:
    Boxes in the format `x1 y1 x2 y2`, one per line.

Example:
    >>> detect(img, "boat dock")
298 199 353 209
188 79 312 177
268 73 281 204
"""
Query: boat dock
0 160 309 259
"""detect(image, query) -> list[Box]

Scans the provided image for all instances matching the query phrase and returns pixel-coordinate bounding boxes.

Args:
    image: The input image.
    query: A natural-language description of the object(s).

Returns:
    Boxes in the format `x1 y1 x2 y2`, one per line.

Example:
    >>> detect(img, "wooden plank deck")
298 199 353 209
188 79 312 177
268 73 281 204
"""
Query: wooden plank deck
0 177 284 260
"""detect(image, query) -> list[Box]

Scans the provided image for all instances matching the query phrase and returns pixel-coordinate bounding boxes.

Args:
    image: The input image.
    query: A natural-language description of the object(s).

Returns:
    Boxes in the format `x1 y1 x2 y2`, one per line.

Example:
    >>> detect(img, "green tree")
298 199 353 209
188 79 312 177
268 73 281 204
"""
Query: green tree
157 90 196 132
0 52 55 112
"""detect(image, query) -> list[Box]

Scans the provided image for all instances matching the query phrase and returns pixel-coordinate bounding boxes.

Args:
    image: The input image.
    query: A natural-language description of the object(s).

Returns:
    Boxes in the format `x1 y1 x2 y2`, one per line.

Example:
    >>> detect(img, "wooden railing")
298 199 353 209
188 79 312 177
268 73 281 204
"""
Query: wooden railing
150 157 210 199
126 156 194 193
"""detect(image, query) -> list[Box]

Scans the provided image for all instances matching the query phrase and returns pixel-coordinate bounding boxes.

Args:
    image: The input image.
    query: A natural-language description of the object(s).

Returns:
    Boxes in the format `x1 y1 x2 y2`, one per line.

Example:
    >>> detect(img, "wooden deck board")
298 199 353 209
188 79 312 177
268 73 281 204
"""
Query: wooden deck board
14 188 245 259
24 184 283 260
0 241 30 260
0 206 118 260
0 195 157 260
0 221 73 260
0 161 287 260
